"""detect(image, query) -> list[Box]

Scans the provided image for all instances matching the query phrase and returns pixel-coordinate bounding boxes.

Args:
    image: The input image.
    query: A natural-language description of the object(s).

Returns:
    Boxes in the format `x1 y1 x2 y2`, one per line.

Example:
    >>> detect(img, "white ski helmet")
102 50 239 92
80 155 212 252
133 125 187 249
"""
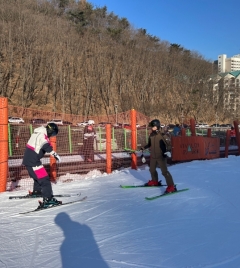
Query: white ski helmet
88 120 95 125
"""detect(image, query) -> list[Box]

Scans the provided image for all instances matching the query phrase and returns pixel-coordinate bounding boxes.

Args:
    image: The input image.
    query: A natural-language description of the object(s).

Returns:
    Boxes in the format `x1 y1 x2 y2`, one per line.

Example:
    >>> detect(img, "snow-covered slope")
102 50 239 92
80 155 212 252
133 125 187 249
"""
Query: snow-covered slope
1 156 240 268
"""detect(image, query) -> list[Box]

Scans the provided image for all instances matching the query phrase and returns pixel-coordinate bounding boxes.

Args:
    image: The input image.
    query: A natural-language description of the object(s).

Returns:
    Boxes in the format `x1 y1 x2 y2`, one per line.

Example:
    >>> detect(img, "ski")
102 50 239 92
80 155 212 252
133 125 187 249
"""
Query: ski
120 180 167 188
19 196 87 214
124 148 139 153
145 188 189 200
9 193 81 200
120 184 167 188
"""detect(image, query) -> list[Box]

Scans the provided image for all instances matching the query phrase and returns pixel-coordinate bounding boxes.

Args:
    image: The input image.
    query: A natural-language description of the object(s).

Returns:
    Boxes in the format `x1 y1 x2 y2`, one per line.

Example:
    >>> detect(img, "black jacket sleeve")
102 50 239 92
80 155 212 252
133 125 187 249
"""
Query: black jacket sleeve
144 137 151 149
160 139 167 157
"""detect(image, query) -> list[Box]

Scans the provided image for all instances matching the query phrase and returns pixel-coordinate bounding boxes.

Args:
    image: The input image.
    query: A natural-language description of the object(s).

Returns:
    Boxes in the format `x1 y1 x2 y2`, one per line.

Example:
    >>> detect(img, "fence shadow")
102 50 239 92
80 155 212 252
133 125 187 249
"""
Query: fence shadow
55 212 109 268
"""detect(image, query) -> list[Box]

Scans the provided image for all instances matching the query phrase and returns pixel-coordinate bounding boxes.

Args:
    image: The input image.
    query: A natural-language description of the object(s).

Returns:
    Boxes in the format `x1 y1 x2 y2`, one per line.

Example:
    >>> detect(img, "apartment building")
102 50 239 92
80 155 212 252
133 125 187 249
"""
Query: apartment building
218 54 240 73
212 70 240 116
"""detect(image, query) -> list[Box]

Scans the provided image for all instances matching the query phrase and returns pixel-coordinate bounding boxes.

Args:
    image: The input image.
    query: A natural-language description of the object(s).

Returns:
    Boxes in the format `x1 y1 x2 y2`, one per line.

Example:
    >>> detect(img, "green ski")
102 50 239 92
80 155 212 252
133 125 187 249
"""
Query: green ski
145 188 189 200
120 184 166 188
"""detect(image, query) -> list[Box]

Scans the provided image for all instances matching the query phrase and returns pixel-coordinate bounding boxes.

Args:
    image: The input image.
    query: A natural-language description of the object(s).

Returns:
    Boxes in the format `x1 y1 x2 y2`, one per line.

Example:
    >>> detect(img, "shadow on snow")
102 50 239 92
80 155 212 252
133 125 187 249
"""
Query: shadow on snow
55 212 109 268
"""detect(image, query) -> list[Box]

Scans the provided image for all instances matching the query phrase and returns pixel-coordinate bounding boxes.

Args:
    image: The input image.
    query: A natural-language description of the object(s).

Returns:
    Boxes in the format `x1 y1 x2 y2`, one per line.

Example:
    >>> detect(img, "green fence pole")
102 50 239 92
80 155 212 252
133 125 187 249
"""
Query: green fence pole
98 127 102 151
29 124 33 135
8 124 12 157
124 128 127 149
68 125 72 153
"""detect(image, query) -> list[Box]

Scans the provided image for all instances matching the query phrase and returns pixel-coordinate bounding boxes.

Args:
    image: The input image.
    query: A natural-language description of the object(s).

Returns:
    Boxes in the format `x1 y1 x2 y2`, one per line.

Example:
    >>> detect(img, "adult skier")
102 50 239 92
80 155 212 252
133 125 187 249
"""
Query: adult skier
82 120 97 162
22 122 62 208
141 119 176 193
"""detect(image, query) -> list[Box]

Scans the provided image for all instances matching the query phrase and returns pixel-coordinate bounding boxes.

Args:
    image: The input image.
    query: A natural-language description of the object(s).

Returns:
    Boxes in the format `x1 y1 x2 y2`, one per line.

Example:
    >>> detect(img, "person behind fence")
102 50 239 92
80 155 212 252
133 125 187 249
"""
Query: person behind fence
230 126 236 145
83 120 97 162
141 119 176 193
162 125 170 135
22 122 62 209
172 123 181 136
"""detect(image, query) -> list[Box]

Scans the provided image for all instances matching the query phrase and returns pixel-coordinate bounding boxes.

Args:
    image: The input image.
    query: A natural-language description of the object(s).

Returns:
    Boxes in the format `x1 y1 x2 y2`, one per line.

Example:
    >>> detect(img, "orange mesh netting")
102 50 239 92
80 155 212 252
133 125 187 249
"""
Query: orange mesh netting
7 106 150 191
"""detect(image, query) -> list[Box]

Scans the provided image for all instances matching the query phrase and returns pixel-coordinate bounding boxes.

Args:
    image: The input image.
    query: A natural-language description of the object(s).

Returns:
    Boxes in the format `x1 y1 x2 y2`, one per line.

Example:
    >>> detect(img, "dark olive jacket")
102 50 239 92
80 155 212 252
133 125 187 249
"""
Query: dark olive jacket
143 131 167 159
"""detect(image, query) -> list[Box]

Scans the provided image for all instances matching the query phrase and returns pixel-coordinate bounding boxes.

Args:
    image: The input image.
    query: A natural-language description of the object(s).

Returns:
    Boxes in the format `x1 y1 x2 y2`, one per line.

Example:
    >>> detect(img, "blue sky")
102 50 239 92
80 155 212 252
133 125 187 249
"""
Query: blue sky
89 0 240 62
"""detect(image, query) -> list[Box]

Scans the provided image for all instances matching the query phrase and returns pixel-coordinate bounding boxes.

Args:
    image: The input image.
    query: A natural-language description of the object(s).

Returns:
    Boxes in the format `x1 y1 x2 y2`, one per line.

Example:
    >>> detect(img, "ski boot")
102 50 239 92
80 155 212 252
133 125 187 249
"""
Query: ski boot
164 185 177 194
27 190 42 198
145 180 159 186
37 197 62 209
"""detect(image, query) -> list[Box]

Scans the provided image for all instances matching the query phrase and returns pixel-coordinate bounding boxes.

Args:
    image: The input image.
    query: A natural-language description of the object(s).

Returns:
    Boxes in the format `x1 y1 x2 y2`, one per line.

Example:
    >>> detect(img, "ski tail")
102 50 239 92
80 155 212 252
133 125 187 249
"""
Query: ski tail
19 196 87 214
9 193 81 199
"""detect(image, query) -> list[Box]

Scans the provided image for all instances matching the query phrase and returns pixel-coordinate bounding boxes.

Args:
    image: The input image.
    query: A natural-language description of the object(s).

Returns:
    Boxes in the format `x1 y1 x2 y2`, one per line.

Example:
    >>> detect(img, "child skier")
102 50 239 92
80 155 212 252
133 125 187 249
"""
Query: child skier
22 122 62 209
142 119 176 193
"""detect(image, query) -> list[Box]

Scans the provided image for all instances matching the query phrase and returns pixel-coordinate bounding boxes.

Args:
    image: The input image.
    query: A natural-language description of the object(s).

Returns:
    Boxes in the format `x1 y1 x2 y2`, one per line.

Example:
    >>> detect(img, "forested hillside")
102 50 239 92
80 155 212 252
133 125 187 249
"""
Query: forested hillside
0 0 221 123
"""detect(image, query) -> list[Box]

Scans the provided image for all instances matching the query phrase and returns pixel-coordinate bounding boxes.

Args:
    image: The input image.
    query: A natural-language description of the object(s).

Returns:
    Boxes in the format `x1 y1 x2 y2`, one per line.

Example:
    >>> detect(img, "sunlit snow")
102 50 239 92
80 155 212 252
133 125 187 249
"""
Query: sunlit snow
1 156 240 268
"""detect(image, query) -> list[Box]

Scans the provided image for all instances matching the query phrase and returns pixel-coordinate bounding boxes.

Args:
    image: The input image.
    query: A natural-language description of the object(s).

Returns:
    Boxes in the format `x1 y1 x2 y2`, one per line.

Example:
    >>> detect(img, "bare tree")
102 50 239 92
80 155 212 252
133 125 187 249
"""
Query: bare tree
0 0 218 123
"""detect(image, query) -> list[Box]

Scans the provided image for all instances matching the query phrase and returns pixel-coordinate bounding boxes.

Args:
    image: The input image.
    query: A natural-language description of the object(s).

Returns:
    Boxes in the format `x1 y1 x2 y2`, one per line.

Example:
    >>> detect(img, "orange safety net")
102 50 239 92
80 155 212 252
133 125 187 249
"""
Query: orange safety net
8 105 150 126
7 106 151 191
6 105 232 192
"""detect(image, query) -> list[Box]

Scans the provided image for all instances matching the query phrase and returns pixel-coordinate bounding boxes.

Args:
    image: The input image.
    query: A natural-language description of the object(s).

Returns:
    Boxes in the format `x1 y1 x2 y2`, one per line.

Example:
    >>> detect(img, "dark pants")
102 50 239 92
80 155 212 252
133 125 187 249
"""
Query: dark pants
83 138 95 161
149 157 174 186
26 165 53 199
230 137 236 145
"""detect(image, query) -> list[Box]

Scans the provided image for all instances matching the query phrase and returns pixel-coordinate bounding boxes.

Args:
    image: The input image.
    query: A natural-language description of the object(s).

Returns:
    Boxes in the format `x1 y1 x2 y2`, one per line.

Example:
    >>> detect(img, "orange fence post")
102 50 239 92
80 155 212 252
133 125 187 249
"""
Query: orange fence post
181 128 186 136
225 130 230 158
50 136 57 181
207 129 211 137
131 109 137 169
190 118 196 136
106 124 112 174
233 121 240 155
0 98 8 192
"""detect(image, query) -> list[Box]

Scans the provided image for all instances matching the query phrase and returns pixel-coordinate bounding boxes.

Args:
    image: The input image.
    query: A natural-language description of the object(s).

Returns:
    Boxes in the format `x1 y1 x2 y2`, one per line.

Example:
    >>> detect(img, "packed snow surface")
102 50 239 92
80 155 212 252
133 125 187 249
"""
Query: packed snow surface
1 156 240 268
